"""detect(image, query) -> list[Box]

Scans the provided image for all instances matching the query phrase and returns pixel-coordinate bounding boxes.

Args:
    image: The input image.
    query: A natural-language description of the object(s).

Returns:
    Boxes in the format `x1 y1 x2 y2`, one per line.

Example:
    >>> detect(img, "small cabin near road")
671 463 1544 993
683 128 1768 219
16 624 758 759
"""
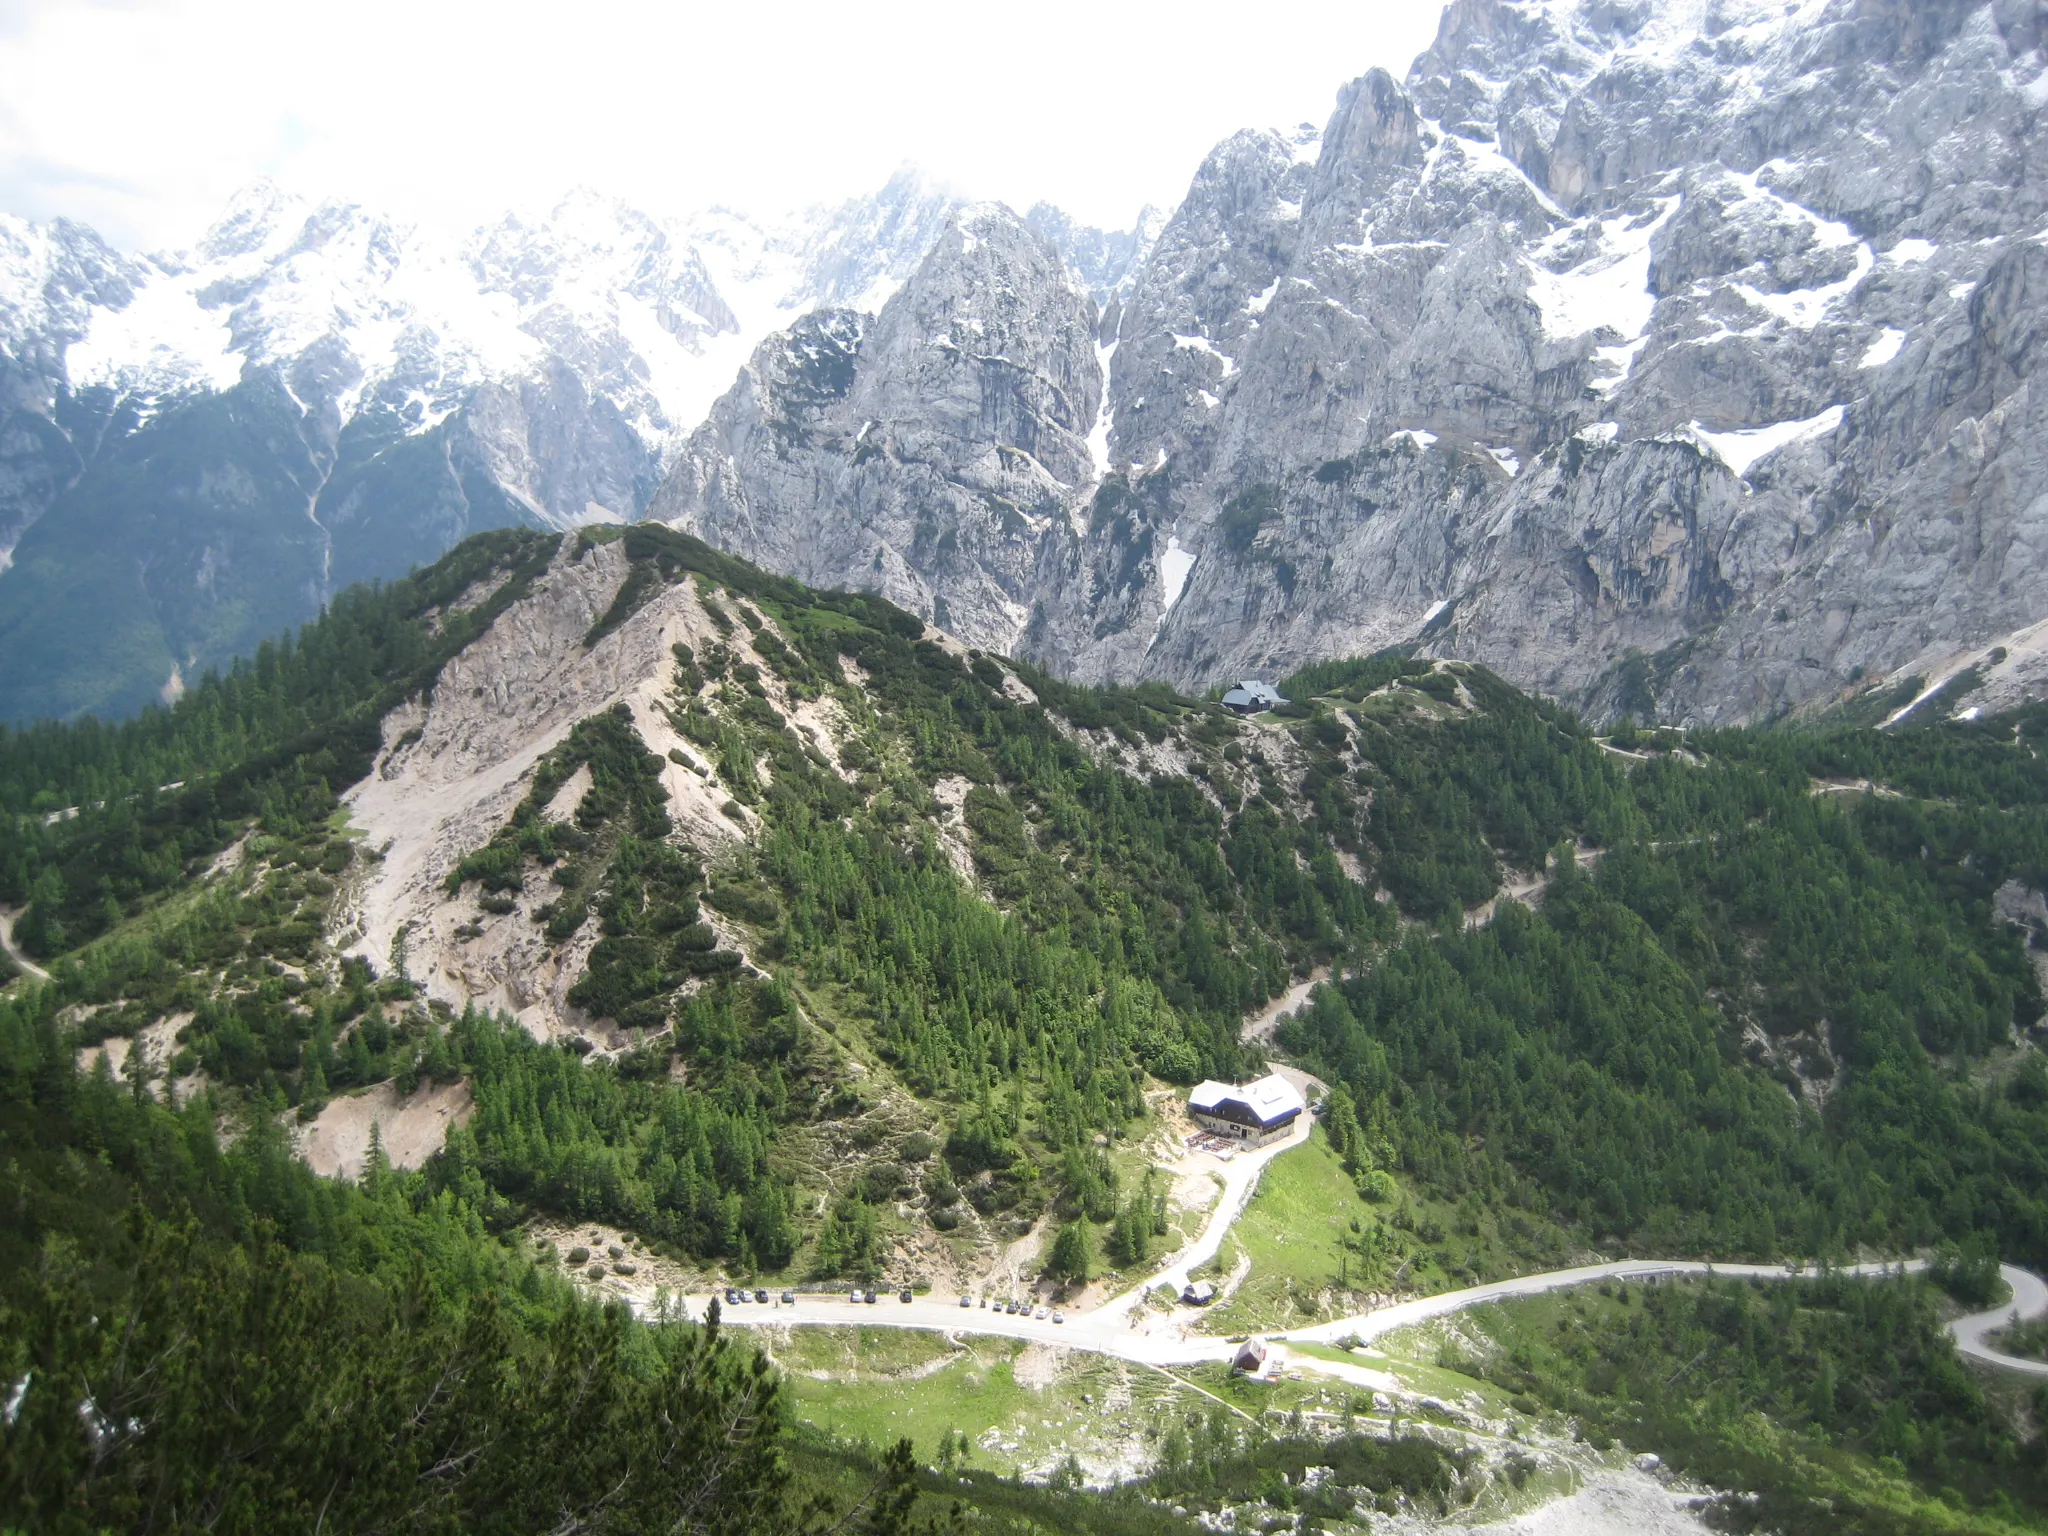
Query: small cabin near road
1188 1074 1307 1147
1219 680 1286 715
1181 1279 1217 1306
1231 1339 1269 1374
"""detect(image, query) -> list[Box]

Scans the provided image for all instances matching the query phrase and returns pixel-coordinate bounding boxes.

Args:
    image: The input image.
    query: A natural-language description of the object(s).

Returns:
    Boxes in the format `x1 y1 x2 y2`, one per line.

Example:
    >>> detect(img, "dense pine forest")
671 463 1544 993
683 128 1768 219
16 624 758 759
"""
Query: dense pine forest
1282 689 2048 1279
4 523 2048 1530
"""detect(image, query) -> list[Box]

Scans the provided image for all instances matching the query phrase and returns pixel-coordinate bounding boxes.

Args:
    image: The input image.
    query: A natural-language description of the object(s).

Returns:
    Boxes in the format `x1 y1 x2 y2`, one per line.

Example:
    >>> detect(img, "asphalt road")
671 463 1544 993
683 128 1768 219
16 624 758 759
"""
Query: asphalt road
715 1235 2048 1380
1949 1264 2048 1377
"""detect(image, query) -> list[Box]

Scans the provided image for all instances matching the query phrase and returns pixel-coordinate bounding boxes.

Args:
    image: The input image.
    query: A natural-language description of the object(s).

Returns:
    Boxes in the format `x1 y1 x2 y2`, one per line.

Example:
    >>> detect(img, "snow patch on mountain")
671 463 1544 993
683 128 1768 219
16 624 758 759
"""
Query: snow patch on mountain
1087 339 1118 480
1860 328 1905 368
1526 198 1677 345
1159 537 1195 612
66 265 246 396
17 168 1151 469
1693 405 1845 477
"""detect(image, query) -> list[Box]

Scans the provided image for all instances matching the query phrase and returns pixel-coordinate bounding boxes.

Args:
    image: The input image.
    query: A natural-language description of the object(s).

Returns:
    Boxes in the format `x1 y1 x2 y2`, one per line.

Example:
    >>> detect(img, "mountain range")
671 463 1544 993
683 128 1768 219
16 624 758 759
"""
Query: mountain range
659 0 2048 730
3 0 2047 732
0 173 1152 721
9 3 2048 1522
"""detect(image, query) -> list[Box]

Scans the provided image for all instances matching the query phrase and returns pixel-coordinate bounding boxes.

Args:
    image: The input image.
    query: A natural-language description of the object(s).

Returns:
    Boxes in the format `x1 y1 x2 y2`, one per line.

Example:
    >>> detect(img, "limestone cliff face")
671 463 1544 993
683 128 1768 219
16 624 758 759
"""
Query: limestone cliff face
1035 0 2048 725
651 207 1102 655
646 0 2048 728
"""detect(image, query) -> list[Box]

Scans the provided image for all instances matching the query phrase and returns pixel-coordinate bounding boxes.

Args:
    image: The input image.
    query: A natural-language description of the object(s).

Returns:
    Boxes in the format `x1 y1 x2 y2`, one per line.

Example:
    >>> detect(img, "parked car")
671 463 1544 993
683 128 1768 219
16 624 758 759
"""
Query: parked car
900 1288 914 1303
754 1288 769 1304
1033 1305 1049 1320
782 1290 796 1305
724 1287 740 1305
1004 1300 1018 1315
1052 1311 1065 1324
865 1290 879 1304
959 1294 972 1308
850 1288 864 1303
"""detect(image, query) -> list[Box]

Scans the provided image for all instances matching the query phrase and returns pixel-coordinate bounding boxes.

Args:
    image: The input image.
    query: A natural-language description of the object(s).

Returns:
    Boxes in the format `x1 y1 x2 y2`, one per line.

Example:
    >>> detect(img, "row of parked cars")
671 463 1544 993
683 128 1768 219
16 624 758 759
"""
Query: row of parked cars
959 1296 1063 1322
724 1286 796 1306
719 1285 1063 1321
721 1285 923 1305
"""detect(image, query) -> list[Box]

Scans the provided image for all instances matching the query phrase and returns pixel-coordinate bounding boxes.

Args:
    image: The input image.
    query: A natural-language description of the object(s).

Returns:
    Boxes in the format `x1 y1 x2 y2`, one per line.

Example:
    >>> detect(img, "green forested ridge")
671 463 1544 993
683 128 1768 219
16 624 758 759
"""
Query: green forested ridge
5 524 2048 1526
0 526 562 957
1446 1271 2047 1535
0 981 931 1535
0 524 1390 1287
0 976 1200 1533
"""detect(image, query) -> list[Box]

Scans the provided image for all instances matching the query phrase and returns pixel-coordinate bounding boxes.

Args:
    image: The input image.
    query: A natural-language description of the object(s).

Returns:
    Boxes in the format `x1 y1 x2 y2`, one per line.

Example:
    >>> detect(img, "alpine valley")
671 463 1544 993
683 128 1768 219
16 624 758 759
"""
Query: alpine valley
9 3 2048 1535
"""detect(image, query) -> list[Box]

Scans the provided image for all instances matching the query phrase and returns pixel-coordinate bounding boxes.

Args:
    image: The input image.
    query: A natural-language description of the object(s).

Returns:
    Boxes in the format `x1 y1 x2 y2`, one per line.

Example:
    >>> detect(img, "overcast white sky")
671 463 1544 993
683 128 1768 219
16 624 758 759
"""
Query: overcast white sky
0 0 1449 251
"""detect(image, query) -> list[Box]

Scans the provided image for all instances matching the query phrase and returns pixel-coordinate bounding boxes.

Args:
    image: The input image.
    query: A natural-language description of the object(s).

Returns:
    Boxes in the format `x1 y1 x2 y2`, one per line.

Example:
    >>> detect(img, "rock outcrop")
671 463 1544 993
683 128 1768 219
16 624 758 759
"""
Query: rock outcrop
652 207 1103 655
340 535 755 1040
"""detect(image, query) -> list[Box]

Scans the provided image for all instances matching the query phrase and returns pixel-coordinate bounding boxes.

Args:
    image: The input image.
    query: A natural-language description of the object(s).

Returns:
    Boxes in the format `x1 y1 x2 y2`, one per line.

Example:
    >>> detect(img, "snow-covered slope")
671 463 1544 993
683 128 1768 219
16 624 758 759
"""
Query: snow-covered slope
55 181 760 474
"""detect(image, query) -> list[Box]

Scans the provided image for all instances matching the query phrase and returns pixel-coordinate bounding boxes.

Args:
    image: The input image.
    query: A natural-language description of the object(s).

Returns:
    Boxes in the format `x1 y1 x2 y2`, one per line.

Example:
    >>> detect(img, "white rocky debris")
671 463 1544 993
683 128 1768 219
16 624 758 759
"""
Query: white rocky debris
341 537 749 1040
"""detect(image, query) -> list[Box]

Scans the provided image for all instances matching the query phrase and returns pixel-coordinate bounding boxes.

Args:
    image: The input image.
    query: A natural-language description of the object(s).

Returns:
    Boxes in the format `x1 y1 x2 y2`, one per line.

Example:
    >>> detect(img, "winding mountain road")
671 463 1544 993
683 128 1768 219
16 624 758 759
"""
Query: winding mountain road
713 1251 2048 1381
1241 967 1328 1044
719 968 2048 1381
0 908 51 983
1949 1264 2048 1378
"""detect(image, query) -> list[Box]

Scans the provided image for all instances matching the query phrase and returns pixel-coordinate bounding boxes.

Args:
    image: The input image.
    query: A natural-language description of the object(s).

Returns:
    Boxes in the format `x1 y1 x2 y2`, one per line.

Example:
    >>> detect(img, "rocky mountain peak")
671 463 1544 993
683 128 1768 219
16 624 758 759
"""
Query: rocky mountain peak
1303 69 1428 235
1022 201 1163 308
0 167 1151 722
773 165 967 314
9 0 2047 733
651 200 1102 653
1003 0 2048 730
188 177 309 265
0 215 141 389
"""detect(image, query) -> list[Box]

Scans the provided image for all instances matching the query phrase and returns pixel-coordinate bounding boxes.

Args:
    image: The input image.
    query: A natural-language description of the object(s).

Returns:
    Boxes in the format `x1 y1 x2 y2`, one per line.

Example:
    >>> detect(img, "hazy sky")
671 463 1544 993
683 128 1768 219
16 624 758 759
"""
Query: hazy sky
0 0 1450 251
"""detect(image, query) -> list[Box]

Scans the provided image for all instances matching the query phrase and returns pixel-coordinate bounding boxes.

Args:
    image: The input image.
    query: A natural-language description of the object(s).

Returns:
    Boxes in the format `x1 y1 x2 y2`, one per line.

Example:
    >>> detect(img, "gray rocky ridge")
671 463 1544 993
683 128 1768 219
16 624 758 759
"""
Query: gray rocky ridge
652 0 2048 726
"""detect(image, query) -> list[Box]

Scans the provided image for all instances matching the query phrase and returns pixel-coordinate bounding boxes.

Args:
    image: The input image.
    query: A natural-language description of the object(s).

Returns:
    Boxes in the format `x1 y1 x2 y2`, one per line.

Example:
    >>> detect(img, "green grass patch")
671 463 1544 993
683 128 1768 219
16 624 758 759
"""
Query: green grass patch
1283 1340 1375 1371
776 1328 1187 1479
1202 1129 1379 1331
784 1340 1031 1466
